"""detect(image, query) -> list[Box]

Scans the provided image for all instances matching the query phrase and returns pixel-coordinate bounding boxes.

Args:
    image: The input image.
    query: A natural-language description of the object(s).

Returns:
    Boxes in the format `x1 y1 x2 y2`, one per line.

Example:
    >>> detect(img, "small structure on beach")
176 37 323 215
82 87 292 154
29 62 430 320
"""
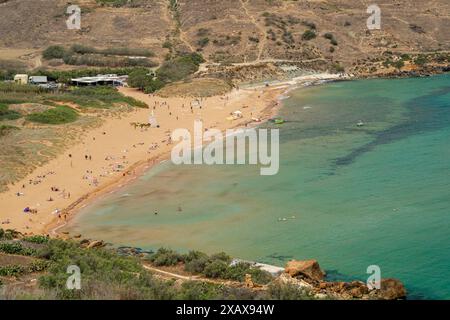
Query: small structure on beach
230 259 284 276
14 74 28 85
29 76 48 85
191 99 202 108
71 74 128 87
231 110 243 120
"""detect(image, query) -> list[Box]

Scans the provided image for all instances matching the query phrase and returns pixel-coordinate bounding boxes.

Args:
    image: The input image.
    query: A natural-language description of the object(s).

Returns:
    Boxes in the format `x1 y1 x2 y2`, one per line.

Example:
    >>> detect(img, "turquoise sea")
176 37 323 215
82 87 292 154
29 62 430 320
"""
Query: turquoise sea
66 74 450 299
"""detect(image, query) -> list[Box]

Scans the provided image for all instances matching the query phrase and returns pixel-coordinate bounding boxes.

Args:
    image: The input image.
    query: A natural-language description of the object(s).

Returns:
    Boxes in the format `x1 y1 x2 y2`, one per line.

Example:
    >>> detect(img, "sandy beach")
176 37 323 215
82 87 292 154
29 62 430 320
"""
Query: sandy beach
0 83 284 235
0 73 343 236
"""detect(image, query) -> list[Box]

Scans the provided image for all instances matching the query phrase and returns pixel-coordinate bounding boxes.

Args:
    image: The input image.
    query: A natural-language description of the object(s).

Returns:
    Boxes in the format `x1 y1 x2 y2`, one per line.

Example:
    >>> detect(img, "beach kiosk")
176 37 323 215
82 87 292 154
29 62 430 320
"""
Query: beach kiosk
14 74 28 85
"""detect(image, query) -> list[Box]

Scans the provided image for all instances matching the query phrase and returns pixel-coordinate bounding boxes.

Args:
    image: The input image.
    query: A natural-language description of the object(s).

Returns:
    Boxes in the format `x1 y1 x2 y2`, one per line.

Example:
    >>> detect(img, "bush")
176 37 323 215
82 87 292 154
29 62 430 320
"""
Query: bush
63 53 157 68
197 37 210 47
26 106 79 124
184 251 209 274
392 60 405 69
71 44 154 57
96 0 128 7
203 260 228 278
0 265 25 277
415 55 428 66
0 104 22 121
128 69 153 90
43 46 66 60
37 239 175 300
332 63 345 73
144 79 165 94
302 30 317 40
267 282 314 300
156 53 204 83
323 33 334 40
147 248 183 267
23 235 49 244
0 242 36 256
0 229 21 240
178 281 222 300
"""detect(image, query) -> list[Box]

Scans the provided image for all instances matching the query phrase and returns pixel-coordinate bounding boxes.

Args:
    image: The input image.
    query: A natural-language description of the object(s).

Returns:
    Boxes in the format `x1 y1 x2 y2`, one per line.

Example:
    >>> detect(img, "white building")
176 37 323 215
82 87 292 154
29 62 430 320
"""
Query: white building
14 74 28 85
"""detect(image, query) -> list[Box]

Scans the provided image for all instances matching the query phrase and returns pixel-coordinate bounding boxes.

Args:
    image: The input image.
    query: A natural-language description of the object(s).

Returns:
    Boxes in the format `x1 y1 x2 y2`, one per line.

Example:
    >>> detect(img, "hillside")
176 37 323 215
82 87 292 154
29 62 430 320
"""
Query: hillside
0 0 449 79
0 228 407 300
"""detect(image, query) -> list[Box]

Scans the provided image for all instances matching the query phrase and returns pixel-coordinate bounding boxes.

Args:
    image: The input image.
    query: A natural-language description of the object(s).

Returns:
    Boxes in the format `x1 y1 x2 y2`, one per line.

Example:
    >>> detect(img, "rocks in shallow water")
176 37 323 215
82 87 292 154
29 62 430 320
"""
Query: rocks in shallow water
375 279 407 300
285 259 326 281
79 239 105 249
116 246 153 257
282 259 406 300
87 240 105 249
79 239 90 246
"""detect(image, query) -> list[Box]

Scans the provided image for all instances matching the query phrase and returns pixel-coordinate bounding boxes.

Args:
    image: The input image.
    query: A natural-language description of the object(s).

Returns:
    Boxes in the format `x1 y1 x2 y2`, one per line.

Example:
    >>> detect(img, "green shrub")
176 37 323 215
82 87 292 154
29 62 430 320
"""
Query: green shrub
0 265 25 277
210 252 231 263
128 69 152 90
24 235 49 244
26 106 79 124
96 0 128 7
0 242 36 256
178 281 223 300
197 37 210 47
401 54 411 61
302 30 317 40
323 33 334 40
392 60 405 69
61 87 148 109
0 104 22 121
203 260 228 278
144 79 165 94
147 248 183 267
70 44 154 57
184 251 209 274
415 55 428 66
156 53 204 83
0 229 21 240
28 260 51 272
63 53 157 68
43 46 67 60
267 282 314 300
36 239 180 300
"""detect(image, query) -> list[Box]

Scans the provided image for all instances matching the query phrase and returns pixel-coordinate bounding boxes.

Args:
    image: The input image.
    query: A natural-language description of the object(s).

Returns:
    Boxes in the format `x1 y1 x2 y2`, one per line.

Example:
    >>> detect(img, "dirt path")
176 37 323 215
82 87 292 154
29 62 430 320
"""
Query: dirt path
239 0 267 61
161 0 195 54
142 263 267 290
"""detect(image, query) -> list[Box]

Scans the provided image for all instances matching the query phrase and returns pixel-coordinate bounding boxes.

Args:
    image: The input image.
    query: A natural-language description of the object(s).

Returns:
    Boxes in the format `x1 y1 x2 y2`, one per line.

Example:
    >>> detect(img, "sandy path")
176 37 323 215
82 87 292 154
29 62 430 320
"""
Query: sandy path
0 85 282 235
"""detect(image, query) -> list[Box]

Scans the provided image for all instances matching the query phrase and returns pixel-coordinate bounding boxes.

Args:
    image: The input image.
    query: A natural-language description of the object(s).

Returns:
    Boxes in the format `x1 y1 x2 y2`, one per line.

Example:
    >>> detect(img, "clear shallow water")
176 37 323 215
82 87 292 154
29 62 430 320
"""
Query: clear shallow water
67 75 450 299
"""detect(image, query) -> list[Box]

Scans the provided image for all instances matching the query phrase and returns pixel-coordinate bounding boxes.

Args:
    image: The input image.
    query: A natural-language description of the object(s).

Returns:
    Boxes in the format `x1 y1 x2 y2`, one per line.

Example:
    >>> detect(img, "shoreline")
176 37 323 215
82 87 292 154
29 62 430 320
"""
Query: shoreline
0 73 343 238
46 84 285 237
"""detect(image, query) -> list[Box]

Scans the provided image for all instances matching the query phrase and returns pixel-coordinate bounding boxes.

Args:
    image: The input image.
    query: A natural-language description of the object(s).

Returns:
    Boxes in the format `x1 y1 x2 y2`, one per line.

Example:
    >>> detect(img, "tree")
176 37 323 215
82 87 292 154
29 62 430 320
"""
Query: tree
128 69 152 90
42 46 66 60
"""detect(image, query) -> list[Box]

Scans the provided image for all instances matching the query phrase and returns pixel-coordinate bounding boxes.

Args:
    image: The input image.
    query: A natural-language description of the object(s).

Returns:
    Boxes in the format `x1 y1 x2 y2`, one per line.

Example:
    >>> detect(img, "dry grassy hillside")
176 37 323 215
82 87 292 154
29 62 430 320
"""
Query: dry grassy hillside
0 0 449 75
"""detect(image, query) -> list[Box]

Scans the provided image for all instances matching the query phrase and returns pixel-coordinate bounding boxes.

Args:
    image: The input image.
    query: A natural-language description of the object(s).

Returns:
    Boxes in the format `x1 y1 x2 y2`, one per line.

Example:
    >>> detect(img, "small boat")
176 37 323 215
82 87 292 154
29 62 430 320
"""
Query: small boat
273 118 285 125
357 120 365 127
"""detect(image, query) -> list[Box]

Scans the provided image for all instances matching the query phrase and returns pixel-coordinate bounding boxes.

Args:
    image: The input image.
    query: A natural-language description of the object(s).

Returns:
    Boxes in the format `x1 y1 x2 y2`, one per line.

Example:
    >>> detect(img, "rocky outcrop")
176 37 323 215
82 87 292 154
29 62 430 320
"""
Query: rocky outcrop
283 259 406 300
376 279 407 300
86 240 105 249
285 259 326 281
